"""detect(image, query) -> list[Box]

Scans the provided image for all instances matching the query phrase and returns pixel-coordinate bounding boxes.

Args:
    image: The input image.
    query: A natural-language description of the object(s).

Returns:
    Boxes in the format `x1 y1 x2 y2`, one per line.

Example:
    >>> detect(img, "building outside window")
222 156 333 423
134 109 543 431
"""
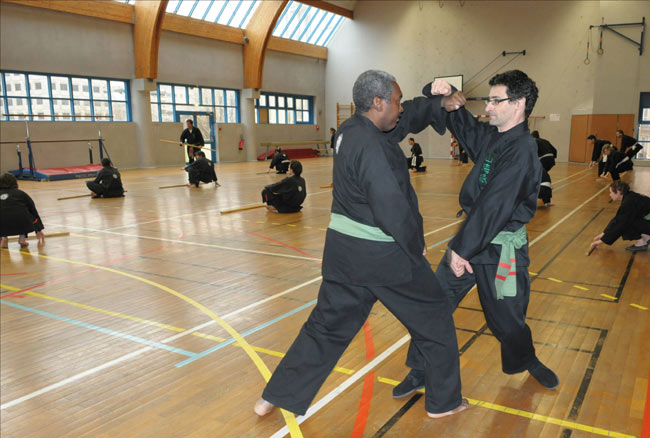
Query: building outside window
0 71 131 122
255 92 313 125
150 83 240 123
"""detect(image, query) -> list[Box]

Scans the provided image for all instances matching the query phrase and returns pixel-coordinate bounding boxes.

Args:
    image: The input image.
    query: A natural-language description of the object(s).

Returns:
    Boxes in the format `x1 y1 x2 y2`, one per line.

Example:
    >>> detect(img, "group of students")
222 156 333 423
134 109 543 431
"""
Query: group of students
588 130 644 181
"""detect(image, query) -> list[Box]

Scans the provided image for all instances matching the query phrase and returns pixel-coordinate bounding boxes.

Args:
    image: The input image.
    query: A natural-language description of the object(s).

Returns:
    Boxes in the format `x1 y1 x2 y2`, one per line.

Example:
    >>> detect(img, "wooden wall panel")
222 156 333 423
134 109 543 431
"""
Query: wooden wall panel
569 115 589 162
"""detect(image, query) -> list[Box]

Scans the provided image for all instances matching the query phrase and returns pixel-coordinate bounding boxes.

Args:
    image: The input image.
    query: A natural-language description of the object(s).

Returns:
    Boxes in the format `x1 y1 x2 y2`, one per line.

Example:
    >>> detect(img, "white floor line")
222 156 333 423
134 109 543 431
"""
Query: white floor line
551 166 590 185
423 220 463 237
46 223 323 262
529 185 609 246
268 334 411 438
0 276 323 410
266 184 610 438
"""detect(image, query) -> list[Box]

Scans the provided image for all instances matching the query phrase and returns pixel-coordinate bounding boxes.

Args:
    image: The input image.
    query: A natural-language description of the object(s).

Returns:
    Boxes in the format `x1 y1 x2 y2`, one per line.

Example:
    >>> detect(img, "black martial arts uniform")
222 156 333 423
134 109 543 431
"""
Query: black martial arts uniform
458 144 469 164
330 130 337 150
539 169 552 205
261 96 463 416
619 134 640 155
535 136 557 172
185 157 217 187
404 83 543 376
269 151 290 174
180 127 205 163
605 144 644 181
86 167 124 198
0 188 44 238
591 138 611 176
601 191 650 245
407 142 425 171
261 175 306 213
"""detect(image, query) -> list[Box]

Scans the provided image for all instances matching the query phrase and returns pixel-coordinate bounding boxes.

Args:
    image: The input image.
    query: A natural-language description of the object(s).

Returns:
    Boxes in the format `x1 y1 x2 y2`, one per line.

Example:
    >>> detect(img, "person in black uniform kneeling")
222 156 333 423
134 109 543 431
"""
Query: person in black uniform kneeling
266 147 290 174
591 181 650 252
86 158 124 198
1 173 45 249
185 151 219 188
261 160 306 213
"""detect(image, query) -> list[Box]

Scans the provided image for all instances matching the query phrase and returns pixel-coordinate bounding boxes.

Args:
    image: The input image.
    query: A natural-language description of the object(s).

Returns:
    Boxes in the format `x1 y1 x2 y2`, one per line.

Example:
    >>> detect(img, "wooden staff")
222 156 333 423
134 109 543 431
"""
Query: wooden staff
159 184 189 189
8 232 70 240
320 184 333 188
220 203 266 215
160 140 217 153
57 191 127 200
586 245 597 256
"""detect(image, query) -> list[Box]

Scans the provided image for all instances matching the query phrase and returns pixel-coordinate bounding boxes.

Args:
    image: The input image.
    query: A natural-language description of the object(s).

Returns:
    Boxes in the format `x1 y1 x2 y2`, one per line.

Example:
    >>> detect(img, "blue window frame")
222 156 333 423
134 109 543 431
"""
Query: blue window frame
255 92 313 125
272 0 347 47
150 82 240 124
636 92 650 160
0 70 131 122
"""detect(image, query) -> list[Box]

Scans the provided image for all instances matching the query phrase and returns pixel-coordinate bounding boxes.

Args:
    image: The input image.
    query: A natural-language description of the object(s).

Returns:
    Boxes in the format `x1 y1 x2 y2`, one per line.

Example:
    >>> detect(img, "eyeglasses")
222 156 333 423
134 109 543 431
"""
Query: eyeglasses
485 97 511 106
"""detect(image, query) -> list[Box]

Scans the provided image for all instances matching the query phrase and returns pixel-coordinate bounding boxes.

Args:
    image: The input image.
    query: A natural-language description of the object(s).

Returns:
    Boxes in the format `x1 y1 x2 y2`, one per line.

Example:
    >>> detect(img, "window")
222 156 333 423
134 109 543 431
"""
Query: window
272 0 347 47
255 92 312 125
0 71 131 122
149 82 240 123
637 92 650 160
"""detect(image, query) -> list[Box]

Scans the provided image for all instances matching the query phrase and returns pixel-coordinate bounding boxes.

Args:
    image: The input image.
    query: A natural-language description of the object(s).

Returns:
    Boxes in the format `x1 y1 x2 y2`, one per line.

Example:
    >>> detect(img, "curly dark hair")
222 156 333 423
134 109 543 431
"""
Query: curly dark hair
610 180 630 196
0 173 19 189
489 70 538 118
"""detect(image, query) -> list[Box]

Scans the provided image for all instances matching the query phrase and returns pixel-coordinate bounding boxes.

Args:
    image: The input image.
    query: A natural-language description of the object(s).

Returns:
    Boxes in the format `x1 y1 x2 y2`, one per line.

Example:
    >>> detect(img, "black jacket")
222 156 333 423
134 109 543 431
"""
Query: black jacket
602 191 650 245
269 151 289 169
180 128 205 146
0 188 44 236
92 167 124 197
265 176 306 212
410 142 423 157
185 157 217 182
322 95 442 286
591 139 610 162
424 84 541 266
536 138 557 158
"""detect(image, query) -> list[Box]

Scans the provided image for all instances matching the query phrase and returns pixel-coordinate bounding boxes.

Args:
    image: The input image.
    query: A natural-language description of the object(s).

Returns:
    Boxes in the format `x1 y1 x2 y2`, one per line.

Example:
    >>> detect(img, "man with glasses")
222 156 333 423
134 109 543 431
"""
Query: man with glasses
393 70 560 399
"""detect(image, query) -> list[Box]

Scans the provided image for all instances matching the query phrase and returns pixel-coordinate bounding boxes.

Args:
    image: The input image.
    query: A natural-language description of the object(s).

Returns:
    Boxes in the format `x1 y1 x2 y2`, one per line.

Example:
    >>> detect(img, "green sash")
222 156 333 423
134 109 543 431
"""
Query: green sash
644 212 650 220
491 225 528 300
328 213 394 242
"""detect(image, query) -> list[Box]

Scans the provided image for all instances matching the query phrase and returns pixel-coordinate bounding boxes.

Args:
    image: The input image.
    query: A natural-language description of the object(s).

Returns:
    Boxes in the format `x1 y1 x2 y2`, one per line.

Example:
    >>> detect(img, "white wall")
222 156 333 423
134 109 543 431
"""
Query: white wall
325 0 649 161
0 2 328 173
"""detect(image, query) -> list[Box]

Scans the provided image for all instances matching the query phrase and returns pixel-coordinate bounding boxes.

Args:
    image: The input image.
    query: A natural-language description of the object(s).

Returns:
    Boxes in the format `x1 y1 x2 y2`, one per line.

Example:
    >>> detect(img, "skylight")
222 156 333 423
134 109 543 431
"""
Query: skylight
116 0 347 46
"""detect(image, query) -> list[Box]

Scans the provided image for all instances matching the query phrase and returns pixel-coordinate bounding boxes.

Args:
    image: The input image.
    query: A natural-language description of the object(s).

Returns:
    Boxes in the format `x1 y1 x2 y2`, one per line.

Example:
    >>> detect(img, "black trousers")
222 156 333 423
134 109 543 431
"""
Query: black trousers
622 218 650 241
261 189 301 213
86 181 123 198
407 156 424 169
598 160 607 177
540 157 555 172
539 186 552 204
262 262 462 415
406 252 537 375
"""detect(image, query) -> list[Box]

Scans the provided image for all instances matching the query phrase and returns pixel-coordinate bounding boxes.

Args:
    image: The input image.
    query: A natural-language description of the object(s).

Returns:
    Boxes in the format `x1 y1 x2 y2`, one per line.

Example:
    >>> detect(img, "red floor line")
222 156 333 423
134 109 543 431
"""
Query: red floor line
245 231 321 262
642 367 650 438
350 321 376 438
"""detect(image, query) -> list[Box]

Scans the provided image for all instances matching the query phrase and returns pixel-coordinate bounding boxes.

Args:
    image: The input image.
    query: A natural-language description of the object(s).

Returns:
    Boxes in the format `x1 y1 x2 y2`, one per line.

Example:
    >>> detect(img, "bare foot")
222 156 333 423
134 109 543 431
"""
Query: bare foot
544 203 553 207
266 205 278 212
216 182 221 187
18 237 29 248
91 193 100 198
254 398 275 416
427 398 470 418
1 237 8 249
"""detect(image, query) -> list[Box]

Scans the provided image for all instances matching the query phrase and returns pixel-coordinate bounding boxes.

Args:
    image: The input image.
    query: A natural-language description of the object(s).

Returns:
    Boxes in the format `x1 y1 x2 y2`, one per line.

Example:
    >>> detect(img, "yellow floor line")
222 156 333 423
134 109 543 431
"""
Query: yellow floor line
601 294 617 301
548 277 563 283
529 271 538 276
1 249 303 438
286 224 296 227
303 226 312 229
573 285 589 291
376 377 635 438
630 303 648 311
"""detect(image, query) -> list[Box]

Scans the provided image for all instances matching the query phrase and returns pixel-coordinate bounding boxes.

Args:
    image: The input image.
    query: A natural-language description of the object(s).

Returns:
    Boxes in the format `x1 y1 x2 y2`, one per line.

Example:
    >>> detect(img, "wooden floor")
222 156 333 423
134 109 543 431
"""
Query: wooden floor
1 158 649 438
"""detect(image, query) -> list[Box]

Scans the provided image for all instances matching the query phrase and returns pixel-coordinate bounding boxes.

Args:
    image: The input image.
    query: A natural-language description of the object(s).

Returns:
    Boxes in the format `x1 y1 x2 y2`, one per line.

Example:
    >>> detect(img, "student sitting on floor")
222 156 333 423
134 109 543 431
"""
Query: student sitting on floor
0 173 45 249
406 137 426 172
185 151 220 188
261 160 306 213
86 158 124 198
591 181 650 252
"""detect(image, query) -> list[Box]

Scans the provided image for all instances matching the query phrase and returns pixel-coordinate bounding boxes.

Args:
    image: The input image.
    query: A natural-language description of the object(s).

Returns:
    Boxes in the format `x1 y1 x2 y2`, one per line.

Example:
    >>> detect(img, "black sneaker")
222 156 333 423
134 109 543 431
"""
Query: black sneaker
528 359 559 389
392 370 425 398
625 244 648 252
